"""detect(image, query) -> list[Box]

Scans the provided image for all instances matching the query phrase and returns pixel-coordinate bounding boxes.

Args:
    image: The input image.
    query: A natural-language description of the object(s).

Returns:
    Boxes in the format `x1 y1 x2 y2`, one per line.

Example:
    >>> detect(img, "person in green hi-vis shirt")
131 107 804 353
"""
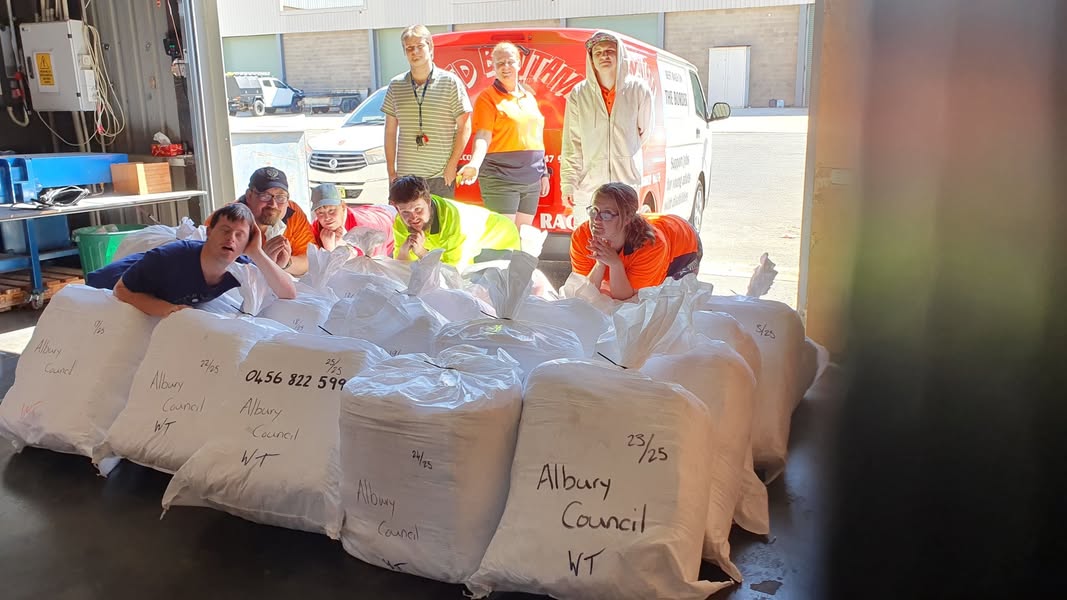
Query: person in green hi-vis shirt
389 175 521 270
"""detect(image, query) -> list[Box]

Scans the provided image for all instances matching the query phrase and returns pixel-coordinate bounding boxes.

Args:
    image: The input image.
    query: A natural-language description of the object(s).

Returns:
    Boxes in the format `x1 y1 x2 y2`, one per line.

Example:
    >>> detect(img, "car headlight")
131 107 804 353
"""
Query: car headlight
364 146 386 164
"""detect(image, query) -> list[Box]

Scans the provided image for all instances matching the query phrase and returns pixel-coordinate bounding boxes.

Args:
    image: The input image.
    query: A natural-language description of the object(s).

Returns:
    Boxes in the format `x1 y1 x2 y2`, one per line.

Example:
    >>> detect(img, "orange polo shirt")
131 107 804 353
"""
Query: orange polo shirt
600 84 616 115
281 201 315 256
472 81 546 153
570 214 700 293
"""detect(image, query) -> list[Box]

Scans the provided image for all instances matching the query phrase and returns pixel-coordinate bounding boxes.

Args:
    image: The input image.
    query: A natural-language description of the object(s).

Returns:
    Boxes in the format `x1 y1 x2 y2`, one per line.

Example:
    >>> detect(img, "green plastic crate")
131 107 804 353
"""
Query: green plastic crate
73 224 148 276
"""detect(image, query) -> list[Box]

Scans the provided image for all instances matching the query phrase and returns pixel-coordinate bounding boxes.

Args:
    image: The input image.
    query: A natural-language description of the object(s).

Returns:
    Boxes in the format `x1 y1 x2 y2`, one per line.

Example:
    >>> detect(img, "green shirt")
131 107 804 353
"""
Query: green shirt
393 195 521 270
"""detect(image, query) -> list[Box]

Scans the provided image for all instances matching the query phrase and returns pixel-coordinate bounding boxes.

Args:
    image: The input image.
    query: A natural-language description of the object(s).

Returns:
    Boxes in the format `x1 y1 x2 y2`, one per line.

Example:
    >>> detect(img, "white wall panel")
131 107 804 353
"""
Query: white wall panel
219 0 812 37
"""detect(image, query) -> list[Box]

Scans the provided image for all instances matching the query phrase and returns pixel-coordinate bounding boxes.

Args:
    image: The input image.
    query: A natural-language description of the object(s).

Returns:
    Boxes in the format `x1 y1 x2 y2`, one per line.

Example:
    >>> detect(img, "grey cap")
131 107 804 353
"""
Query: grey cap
311 183 344 211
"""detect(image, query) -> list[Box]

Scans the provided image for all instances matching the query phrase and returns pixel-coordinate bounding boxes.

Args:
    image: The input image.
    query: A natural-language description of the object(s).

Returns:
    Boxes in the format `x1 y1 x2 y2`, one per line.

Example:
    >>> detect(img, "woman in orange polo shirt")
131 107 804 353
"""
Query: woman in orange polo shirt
458 42 550 227
570 182 703 300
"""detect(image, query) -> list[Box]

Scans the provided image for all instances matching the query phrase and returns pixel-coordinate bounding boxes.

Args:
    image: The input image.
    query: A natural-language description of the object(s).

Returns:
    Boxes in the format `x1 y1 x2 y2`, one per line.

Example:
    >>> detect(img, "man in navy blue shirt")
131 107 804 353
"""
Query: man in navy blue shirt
87 203 297 317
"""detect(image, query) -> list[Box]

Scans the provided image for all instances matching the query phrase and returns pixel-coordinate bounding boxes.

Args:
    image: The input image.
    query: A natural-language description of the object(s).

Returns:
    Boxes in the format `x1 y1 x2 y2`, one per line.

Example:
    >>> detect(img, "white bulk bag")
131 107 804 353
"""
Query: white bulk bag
468 360 730 600
558 271 617 314
408 249 496 322
112 217 206 261
0 286 156 464
232 245 343 335
642 338 759 579
162 333 388 537
688 309 769 535
339 346 523 583
698 295 806 482
100 310 289 473
327 270 404 301
596 286 749 577
323 251 450 354
435 253 583 378
517 296 610 357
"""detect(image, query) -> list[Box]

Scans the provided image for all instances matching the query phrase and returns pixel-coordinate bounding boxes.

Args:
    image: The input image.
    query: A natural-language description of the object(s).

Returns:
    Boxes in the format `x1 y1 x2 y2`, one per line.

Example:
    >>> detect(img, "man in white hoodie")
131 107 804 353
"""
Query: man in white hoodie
560 31 654 225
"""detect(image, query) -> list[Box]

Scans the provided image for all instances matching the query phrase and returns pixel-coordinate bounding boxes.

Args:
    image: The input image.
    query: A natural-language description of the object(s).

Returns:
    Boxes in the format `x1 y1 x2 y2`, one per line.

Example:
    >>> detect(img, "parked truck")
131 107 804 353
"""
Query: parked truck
225 72 305 116
302 90 365 114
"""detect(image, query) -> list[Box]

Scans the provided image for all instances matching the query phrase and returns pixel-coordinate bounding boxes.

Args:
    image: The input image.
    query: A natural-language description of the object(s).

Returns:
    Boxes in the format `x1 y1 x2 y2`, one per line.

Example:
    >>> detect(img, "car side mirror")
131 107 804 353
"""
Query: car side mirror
709 102 731 122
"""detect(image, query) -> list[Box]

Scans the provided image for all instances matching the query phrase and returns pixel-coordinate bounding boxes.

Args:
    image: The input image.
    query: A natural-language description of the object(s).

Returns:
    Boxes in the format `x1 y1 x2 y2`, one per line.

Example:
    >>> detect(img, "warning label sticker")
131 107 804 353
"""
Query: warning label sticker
35 52 57 91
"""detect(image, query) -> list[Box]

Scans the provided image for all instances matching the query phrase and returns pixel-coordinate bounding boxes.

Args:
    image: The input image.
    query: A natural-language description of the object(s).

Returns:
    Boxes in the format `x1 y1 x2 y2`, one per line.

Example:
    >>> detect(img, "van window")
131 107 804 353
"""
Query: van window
689 71 708 120
262 80 274 88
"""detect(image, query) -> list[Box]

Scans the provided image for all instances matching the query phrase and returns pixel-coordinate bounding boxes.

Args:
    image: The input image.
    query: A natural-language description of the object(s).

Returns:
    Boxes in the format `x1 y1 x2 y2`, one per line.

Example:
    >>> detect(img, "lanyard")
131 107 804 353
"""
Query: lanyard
409 67 433 132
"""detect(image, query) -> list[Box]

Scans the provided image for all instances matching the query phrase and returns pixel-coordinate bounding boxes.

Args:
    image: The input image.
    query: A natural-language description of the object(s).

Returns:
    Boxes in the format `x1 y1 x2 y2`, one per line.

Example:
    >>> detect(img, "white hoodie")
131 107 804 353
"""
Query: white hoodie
560 31 655 221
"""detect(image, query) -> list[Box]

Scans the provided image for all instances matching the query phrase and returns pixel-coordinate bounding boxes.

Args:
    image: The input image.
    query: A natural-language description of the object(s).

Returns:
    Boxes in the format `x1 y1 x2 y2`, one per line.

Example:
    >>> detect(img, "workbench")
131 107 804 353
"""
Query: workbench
0 190 207 308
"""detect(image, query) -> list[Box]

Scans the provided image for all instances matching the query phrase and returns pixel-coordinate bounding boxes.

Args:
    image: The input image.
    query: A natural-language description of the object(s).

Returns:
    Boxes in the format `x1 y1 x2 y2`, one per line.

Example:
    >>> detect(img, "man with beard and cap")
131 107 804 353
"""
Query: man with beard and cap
86 203 297 317
560 31 654 226
238 166 316 276
388 175 520 270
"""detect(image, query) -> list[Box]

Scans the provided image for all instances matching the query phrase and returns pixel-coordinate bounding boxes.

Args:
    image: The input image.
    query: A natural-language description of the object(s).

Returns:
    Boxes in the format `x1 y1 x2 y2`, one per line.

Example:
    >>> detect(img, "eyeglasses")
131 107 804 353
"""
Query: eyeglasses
255 191 289 205
587 207 620 222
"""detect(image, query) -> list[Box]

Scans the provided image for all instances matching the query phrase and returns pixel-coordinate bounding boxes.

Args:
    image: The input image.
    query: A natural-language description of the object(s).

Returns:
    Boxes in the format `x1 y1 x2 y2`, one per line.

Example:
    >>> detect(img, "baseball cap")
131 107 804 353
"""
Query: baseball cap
311 183 344 211
249 166 289 193
585 32 618 53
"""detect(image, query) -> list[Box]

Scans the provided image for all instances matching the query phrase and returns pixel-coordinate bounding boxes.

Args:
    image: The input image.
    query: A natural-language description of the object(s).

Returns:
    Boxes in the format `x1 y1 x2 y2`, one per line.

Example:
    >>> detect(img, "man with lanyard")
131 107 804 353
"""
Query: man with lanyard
237 166 316 276
382 24 472 199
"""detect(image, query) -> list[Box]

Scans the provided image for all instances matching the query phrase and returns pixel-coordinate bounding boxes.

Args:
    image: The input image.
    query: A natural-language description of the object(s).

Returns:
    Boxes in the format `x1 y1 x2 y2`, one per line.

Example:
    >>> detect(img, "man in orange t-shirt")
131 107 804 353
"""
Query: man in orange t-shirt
570 183 701 300
239 167 315 276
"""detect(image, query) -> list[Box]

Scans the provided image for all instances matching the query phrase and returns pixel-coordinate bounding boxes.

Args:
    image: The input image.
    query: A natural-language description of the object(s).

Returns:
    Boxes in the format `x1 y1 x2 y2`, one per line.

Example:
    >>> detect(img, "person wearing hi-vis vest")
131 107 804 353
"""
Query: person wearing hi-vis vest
389 175 521 271
560 31 654 226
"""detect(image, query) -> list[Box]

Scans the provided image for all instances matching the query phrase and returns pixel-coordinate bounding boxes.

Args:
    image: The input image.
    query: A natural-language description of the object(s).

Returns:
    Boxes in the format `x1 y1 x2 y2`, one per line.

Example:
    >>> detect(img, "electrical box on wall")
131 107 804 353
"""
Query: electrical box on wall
19 20 97 112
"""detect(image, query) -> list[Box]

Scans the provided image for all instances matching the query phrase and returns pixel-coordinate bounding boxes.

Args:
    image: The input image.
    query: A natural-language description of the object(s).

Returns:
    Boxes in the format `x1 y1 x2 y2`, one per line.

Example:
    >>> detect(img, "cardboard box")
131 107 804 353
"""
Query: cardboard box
110 162 172 195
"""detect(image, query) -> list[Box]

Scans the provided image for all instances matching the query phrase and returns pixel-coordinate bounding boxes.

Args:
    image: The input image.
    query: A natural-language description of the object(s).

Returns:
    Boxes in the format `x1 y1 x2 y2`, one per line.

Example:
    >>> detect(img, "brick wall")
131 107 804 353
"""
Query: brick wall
453 19 560 32
282 30 373 93
666 6 801 107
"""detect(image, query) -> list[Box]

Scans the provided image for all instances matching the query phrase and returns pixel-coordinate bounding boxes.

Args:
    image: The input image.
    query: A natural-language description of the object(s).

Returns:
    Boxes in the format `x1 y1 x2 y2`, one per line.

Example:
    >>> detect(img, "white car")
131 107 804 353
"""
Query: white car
306 87 389 203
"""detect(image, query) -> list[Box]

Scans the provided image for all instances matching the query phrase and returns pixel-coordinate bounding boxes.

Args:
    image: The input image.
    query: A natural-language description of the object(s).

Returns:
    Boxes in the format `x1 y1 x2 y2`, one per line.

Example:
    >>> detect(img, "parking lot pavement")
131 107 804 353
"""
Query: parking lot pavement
228 112 346 137
699 112 808 307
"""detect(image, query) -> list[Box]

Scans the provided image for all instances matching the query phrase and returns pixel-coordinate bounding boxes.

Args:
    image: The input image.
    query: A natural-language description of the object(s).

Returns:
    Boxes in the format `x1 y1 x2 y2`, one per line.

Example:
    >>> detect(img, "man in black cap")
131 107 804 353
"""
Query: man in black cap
238 167 315 276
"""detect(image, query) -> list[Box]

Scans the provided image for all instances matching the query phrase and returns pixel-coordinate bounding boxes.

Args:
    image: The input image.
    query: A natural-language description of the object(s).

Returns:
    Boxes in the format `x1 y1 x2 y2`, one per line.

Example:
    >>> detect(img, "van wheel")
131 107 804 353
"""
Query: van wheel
252 99 266 116
689 180 706 232
265 107 277 115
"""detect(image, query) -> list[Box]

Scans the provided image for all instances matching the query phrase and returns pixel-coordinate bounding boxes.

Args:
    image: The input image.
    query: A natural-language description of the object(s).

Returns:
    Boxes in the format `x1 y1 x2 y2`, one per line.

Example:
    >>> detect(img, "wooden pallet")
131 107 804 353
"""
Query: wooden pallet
0 266 85 312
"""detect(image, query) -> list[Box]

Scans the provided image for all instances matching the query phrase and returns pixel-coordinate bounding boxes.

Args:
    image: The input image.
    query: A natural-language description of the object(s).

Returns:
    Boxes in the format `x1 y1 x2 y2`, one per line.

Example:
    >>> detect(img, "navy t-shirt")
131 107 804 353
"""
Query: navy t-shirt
86 240 250 306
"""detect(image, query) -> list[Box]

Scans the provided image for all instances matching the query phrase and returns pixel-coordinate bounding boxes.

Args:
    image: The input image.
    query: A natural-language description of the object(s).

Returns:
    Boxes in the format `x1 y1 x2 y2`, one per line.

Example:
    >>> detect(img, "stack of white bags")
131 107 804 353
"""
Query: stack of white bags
0 241 832 597
338 345 523 582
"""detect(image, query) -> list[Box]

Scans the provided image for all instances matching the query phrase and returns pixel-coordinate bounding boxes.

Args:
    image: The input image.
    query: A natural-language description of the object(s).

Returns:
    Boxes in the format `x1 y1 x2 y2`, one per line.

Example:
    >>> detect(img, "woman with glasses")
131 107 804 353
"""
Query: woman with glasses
458 42 550 228
570 182 702 300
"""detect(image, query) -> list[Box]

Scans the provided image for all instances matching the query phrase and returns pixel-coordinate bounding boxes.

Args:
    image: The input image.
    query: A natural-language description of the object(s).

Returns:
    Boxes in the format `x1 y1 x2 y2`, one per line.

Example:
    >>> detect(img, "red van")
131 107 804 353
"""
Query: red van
432 28 730 259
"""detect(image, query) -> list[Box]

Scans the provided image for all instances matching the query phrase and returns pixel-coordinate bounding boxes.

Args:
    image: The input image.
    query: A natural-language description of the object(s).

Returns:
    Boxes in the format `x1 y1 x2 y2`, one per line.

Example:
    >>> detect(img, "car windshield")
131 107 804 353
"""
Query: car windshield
342 88 387 126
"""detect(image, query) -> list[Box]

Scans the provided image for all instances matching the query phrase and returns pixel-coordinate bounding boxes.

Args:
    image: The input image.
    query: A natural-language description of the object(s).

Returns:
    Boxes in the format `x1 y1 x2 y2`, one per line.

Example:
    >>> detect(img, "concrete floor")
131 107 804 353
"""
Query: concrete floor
0 307 837 599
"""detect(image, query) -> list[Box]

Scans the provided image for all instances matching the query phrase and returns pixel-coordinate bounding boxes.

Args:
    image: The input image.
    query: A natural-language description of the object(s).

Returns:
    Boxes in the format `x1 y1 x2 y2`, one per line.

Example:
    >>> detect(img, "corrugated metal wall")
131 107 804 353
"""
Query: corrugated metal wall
91 0 182 153
220 0 813 37
89 0 196 225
